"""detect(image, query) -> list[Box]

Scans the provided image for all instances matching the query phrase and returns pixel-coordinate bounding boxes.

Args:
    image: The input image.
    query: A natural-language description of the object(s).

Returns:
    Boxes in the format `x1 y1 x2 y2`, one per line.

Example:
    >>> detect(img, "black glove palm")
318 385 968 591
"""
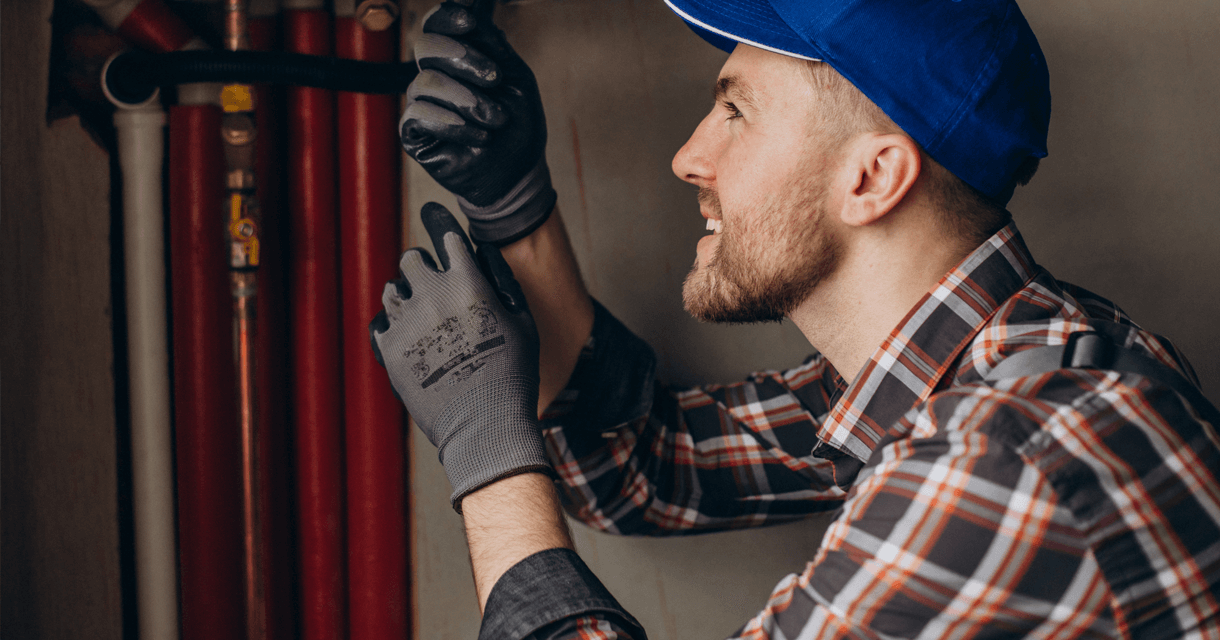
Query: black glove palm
401 0 555 245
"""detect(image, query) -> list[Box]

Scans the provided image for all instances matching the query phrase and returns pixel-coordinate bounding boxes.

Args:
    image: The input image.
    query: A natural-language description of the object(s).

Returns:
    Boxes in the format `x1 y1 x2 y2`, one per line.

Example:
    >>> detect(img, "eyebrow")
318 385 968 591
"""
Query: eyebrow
713 75 760 110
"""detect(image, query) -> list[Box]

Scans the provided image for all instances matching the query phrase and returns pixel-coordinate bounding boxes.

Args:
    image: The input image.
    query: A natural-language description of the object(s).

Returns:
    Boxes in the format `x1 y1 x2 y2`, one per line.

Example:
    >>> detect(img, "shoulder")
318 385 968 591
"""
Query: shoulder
955 270 1199 386
891 371 1220 634
914 367 1203 452
893 369 1219 524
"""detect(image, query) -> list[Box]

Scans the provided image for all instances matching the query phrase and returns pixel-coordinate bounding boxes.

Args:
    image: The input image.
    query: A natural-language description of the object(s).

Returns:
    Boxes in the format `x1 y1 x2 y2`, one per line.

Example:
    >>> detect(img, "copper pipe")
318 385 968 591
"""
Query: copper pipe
224 3 264 639
221 112 265 640
225 0 250 51
233 270 265 640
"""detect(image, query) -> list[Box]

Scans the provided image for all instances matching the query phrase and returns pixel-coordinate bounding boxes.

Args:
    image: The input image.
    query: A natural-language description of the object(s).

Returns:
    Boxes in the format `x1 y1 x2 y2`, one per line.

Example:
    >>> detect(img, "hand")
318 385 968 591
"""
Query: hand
400 0 556 246
370 202 552 509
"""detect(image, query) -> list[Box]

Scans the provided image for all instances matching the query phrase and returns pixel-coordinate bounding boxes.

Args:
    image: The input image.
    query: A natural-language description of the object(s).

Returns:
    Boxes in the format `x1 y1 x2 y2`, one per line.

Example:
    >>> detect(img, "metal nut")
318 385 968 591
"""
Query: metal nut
356 0 399 31
227 170 257 191
222 113 257 146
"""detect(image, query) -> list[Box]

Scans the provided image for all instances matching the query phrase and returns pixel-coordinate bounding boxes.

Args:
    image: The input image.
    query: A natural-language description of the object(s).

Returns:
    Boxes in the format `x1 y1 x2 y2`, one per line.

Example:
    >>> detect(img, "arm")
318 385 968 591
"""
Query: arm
367 210 639 637
461 472 574 612
541 301 857 536
499 208 593 413
465 473 646 640
398 0 593 412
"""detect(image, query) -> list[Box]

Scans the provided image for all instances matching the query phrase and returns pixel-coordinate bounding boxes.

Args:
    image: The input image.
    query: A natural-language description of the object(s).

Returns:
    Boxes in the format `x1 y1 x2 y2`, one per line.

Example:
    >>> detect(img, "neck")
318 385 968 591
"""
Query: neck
789 210 975 383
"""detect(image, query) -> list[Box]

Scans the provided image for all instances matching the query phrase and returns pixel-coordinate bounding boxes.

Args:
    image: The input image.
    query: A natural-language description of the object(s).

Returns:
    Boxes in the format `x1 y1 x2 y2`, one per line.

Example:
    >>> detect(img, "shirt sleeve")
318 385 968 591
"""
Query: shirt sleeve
478 548 646 640
540 300 858 536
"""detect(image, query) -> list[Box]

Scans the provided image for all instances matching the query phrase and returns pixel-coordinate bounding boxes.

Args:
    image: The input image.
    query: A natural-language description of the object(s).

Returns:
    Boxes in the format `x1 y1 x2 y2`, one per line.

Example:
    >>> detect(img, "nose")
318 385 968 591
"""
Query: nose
672 110 718 187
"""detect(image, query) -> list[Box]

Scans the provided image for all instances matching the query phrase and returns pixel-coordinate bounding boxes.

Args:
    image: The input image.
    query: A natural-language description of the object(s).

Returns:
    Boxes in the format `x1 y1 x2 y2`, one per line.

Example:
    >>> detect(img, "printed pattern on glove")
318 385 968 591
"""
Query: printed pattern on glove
371 202 552 508
405 299 504 391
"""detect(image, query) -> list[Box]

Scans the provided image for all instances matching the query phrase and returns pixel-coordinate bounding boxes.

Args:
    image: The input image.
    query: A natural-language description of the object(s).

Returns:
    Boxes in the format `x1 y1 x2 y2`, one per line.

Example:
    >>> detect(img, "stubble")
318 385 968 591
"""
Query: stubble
682 175 841 324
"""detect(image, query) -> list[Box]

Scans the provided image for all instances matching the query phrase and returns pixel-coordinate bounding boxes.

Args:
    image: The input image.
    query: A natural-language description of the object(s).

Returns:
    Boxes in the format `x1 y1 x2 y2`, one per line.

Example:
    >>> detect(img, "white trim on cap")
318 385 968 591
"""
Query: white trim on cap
663 0 822 62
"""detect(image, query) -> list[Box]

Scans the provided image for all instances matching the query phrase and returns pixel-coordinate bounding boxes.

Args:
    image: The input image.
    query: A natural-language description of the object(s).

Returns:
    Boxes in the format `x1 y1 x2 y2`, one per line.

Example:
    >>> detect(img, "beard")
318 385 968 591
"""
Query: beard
682 177 841 324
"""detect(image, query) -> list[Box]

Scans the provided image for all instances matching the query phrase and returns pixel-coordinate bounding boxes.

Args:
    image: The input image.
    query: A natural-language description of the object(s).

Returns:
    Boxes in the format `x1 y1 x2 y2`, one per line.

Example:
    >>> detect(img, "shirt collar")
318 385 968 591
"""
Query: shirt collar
818 222 1039 462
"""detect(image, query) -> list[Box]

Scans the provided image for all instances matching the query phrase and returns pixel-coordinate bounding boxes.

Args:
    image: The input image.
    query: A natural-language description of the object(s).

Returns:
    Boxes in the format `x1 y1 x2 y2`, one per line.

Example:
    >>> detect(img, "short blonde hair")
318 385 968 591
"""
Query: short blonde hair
801 60 1027 245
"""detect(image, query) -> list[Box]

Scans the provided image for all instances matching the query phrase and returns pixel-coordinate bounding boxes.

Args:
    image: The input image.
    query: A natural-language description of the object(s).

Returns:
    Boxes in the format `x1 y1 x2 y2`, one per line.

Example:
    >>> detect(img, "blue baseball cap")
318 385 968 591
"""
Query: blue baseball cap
663 0 1050 205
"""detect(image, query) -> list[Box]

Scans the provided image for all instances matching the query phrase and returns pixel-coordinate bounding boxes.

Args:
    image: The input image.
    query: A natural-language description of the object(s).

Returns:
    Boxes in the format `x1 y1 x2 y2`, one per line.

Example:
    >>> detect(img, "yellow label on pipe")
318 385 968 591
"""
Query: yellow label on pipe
221 84 255 113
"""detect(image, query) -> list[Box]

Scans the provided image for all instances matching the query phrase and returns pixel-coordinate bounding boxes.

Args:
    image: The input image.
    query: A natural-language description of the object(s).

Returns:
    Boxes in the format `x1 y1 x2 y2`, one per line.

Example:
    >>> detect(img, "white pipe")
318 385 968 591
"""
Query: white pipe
81 0 216 106
79 0 143 30
177 39 221 108
108 60 180 640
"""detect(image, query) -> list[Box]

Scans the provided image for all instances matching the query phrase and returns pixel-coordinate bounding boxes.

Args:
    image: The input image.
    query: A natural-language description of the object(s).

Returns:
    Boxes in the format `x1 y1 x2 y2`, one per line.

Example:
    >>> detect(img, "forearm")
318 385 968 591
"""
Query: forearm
462 472 575 613
464 472 645 640
499 206 594 413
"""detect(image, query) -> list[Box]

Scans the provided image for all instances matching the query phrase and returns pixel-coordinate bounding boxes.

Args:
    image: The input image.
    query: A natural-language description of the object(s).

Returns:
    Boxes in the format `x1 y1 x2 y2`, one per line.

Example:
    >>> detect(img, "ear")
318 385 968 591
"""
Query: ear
838 133 921 227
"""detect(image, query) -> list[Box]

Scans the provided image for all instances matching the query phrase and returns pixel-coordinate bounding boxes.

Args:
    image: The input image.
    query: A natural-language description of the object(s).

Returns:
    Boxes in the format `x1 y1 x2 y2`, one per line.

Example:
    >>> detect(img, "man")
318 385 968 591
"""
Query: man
372 0 1220 637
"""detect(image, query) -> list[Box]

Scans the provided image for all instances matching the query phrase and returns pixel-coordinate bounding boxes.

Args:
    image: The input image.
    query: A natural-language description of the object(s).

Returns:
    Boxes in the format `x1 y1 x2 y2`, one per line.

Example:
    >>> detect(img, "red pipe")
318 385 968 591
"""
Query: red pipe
250 14 295 640
286 10 347 640
336 18 408 640
169 104 245 640
82 0 195 53
116 0 194 52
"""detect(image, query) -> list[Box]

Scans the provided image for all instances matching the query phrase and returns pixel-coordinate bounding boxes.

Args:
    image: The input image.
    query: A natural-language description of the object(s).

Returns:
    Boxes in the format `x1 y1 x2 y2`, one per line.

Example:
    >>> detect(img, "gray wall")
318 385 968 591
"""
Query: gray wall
1 1 125 639
407 1 1220 638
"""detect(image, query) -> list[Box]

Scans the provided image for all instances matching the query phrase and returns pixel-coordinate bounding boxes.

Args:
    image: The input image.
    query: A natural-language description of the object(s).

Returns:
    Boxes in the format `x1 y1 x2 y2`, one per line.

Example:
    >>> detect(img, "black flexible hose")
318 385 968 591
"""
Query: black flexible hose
105 49 419 105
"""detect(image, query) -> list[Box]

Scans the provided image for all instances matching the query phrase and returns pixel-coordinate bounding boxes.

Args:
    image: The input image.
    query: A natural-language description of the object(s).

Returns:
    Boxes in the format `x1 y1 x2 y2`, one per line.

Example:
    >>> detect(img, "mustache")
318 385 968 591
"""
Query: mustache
697 187 723 218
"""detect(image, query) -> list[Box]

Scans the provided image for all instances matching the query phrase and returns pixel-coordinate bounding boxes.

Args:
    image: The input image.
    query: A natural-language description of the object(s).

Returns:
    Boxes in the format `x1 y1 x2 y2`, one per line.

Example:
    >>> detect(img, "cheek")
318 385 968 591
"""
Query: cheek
729 191 815 261
715 143 771 198
721 169 797 223
727 211 787 264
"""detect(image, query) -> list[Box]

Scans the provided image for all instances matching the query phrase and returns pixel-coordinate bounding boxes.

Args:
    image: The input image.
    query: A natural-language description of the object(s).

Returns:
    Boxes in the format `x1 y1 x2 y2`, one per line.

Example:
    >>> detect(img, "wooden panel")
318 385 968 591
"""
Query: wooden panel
1 1 124 638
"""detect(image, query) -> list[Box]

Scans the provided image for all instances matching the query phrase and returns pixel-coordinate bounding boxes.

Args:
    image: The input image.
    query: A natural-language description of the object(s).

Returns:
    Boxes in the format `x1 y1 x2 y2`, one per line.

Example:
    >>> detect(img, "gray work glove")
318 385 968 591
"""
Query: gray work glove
399 0 556 246
369 202 552 510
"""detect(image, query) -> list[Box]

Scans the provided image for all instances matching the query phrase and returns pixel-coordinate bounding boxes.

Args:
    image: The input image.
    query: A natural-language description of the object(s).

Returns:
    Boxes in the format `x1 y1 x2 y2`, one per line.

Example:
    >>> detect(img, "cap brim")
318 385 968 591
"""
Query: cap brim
664 0 823 61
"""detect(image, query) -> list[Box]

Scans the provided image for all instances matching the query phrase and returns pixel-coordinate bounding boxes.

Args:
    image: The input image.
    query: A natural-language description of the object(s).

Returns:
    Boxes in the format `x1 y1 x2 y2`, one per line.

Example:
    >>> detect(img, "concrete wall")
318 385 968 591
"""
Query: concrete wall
1 1 126 639
408 1 1220 638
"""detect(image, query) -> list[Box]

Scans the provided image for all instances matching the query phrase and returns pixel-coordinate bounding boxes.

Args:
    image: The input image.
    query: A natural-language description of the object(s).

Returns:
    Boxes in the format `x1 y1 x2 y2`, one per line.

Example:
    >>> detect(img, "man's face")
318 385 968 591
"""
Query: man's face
673 45 843 323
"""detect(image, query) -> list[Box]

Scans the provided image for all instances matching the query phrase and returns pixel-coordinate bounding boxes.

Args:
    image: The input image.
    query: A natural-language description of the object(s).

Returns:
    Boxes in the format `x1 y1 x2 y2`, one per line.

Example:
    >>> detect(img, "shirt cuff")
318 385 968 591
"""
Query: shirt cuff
478 548 645 640
540 299 656 432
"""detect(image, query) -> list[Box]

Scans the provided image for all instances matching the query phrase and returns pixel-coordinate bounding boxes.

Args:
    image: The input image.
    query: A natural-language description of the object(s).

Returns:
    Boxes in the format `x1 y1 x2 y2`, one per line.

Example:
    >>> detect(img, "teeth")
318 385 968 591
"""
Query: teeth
705 218 722 234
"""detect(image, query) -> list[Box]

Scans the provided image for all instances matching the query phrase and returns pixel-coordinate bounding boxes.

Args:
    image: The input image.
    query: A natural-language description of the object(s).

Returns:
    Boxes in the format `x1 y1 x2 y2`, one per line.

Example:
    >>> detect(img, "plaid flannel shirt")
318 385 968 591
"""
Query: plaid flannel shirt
478 222 1220 640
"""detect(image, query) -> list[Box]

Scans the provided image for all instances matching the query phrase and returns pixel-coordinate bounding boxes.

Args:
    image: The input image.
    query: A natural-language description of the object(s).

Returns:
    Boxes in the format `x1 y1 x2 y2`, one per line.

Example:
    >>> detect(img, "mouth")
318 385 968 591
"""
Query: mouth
697 186 723 235
696 214 721 261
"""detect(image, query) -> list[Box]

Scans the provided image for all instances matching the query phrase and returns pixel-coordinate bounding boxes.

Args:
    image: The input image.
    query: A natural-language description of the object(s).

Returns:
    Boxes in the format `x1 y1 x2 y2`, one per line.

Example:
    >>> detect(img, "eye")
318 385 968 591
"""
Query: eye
722 101 743 121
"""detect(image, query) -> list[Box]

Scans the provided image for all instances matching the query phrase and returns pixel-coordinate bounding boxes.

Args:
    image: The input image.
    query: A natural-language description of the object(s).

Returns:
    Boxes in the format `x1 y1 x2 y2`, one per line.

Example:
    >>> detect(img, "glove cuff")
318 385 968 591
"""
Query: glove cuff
435 375 554 511
457 159 557 246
